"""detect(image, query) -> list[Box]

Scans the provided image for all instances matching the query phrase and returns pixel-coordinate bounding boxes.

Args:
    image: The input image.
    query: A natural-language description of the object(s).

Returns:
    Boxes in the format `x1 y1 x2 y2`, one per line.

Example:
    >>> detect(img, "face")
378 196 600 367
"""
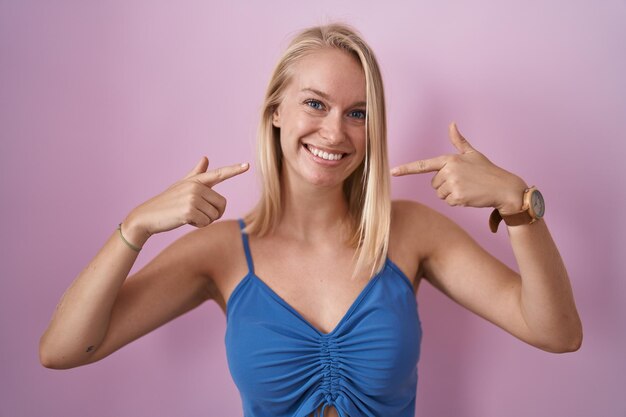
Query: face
272 48 367 189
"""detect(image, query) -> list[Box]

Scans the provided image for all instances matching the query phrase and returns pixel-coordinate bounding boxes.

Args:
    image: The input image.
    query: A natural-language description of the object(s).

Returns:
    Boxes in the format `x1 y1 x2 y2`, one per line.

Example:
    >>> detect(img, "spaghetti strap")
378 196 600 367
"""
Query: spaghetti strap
238 218 255 274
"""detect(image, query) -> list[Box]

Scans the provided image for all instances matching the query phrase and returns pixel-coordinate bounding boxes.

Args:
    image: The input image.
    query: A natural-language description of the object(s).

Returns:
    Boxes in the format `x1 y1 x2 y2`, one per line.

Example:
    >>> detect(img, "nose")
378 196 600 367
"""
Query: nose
320 111 345 144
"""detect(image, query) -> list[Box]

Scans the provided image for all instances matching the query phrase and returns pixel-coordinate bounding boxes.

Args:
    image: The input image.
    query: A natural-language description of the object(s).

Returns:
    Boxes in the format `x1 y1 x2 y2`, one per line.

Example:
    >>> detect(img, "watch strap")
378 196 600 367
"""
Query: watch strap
490 208 536 233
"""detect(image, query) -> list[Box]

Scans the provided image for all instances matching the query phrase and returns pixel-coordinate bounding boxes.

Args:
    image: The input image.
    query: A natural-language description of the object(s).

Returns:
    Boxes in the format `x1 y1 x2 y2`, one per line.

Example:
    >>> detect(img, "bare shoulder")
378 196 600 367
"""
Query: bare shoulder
391 199 438 228
388 200 438 286
181 218 248 311
179 220 244 281
390 199 455 247
185 218 243 272
389 200 467 285
391 198 475 249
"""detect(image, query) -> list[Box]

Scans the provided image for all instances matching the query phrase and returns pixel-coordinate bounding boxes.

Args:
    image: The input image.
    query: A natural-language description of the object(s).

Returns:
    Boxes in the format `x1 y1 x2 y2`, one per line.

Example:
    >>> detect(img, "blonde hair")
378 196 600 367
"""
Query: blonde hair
244 22 390 278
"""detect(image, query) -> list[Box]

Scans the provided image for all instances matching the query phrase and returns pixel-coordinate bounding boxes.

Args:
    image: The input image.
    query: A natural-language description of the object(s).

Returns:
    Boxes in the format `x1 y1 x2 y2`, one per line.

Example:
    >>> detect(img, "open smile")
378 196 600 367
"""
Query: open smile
302 143 349 163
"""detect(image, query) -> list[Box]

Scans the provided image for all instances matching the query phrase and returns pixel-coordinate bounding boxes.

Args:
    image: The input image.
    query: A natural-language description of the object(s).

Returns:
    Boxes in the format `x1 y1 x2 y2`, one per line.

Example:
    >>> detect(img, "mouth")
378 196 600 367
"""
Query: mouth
302 143 348 162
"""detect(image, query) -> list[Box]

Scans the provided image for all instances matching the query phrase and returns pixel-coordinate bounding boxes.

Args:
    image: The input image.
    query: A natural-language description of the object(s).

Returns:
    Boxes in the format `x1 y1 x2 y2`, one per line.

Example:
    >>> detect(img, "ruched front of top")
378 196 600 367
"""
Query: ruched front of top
225 219 422 417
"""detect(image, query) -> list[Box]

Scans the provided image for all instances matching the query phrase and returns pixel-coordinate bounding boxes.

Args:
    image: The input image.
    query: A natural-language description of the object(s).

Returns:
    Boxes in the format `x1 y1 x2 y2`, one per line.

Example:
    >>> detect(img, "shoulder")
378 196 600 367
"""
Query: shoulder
180 218 243 267
387 200 442 282
391 199 449 232
171 218 247 307
190 218 242 242
159 218 245 285
390 199 468 256
389 199 478 286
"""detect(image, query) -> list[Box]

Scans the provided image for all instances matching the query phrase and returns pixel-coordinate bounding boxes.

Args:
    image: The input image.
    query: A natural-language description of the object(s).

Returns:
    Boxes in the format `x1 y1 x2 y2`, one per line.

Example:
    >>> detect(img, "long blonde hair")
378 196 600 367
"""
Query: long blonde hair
244 22 390 278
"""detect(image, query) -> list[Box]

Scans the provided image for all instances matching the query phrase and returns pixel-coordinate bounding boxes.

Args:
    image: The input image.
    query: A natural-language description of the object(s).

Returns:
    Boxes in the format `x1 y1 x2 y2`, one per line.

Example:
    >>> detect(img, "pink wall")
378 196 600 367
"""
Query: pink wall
2 1 624 416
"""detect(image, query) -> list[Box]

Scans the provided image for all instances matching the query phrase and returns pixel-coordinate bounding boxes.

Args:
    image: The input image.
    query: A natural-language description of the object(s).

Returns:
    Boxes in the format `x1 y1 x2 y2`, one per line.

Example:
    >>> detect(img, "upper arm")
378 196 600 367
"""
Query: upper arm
396 200 534 344
86 222 230 364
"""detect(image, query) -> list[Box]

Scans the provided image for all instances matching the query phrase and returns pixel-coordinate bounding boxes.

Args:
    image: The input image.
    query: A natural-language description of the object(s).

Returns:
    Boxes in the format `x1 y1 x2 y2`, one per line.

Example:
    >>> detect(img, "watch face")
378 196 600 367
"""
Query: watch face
530 190 545 218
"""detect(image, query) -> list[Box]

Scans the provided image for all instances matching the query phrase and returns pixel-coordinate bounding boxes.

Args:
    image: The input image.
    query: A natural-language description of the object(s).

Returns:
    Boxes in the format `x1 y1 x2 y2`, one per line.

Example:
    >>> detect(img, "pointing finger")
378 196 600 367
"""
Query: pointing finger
449 122 474 154
391 155 448 176
183 156 209 179
196 162 250 187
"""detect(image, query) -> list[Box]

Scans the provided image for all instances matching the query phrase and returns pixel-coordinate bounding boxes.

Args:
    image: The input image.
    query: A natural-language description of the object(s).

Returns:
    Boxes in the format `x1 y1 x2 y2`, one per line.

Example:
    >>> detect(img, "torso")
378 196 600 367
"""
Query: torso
203 200 427 417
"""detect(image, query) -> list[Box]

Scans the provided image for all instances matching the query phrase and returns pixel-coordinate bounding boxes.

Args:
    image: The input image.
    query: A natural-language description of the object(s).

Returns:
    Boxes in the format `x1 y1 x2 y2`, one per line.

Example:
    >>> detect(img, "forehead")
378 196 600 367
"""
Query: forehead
289 48 366 104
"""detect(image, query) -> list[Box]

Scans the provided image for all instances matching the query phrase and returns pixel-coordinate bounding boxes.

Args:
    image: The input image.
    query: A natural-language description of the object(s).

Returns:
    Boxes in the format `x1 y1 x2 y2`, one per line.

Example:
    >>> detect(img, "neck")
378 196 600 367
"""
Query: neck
276 172 351 243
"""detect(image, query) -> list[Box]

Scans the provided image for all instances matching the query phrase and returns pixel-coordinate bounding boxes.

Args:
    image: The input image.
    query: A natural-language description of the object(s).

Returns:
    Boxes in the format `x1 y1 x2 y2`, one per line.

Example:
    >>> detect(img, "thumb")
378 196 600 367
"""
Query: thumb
183 156 209 179
449 122 474 154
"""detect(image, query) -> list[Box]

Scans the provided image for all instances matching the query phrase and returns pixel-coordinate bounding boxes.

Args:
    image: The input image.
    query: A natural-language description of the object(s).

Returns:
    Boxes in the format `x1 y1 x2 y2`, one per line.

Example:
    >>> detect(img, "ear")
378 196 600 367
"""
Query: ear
272 107 281 128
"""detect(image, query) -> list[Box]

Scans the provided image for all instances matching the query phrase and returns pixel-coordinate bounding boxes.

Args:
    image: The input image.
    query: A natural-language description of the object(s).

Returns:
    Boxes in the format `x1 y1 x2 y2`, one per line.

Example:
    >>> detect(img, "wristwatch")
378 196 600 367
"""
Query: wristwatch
489 186 545 233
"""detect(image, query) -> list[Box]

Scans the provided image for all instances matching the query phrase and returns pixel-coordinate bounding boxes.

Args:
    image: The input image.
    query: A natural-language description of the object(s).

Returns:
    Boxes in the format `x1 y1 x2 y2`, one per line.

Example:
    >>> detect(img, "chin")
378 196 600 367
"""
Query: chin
305 173 345 188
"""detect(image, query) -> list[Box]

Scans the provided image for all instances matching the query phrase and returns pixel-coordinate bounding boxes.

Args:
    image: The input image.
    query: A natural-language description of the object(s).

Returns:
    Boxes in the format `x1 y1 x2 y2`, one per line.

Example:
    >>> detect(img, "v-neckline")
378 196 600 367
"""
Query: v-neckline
249 260 389 337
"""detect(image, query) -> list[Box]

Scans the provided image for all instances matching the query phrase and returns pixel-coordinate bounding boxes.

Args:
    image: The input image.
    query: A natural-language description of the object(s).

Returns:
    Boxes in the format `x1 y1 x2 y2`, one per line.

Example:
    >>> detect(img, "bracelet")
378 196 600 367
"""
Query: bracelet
117 223 142 252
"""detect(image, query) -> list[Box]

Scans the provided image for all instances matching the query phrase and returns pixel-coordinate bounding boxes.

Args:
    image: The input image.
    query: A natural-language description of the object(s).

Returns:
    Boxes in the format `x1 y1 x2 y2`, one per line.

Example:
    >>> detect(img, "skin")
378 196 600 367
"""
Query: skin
39 47 582 417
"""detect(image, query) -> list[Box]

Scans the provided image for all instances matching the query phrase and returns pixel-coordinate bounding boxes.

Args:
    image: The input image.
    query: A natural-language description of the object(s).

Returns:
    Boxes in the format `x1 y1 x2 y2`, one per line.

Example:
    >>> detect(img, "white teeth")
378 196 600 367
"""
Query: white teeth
306 144 344 161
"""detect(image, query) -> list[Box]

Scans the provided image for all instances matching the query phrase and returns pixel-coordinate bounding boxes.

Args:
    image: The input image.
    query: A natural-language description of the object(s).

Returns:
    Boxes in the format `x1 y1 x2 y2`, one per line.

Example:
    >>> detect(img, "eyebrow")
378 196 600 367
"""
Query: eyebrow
300 88 366 108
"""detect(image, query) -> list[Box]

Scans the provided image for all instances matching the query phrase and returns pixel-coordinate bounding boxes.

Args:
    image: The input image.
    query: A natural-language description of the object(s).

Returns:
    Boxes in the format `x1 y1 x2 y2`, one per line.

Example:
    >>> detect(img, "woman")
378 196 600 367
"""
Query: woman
39 23 582 417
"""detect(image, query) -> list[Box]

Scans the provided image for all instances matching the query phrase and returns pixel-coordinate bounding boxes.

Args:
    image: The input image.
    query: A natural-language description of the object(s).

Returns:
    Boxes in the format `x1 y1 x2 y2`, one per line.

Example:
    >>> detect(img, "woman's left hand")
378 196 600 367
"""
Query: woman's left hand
391 122 529 215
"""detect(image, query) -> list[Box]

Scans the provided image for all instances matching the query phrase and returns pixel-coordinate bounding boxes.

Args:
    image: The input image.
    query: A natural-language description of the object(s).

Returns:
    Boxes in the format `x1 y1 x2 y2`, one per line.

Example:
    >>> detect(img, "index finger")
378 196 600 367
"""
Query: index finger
390 155 447 176
196 162 250 187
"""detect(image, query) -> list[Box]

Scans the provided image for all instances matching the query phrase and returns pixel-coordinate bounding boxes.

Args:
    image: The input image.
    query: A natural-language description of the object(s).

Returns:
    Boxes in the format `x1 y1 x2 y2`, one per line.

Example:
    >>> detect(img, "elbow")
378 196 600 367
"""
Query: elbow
39 349 82 370
562 319 584 353
39 352 62 370
542 325 583 354
545 337 582 354
39 339 65 370
39 336 81 370
563 328 583 353
39 344 62 369
39 334 55 369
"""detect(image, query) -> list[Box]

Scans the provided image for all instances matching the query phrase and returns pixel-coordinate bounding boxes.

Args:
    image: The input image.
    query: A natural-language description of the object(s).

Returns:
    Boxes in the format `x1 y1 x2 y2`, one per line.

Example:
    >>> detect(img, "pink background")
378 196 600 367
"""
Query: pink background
2 1 625 416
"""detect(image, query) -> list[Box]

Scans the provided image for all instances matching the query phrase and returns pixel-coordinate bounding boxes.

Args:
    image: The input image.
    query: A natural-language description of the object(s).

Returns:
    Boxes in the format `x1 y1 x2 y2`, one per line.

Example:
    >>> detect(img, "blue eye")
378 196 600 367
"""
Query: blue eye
305 99 324 110
350 110 366 120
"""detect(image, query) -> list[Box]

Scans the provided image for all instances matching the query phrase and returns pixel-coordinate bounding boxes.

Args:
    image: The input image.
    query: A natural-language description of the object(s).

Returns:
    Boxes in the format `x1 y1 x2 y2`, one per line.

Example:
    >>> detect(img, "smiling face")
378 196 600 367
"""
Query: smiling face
272 47 367 189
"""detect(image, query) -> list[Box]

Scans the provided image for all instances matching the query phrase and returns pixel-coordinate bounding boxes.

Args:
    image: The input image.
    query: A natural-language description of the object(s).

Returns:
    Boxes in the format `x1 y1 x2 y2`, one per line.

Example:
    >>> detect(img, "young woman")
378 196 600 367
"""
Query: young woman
39 23 582 417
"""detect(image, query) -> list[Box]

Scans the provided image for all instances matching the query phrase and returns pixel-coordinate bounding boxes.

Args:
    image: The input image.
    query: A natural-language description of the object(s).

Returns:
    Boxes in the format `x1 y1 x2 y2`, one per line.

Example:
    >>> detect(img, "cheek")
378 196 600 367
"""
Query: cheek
346 137 367 175
352 130 367 156
282 114 319 145
294 114 321 135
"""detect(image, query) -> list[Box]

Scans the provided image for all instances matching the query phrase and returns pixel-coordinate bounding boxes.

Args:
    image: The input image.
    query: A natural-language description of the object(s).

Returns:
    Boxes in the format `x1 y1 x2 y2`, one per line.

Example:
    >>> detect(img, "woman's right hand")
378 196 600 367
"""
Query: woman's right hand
122 156 249 245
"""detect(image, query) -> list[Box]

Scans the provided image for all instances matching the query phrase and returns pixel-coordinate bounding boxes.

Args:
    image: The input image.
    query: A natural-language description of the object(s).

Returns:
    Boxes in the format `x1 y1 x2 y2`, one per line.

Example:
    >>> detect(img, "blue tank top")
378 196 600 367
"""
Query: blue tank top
225 219 422 417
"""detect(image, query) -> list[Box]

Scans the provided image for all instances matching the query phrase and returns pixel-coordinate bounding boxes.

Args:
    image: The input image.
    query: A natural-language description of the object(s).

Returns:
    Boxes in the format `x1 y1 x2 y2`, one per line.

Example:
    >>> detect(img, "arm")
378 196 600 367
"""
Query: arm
506 217 581 351
39 157 249 369
392 123 582 353
406 201 581 352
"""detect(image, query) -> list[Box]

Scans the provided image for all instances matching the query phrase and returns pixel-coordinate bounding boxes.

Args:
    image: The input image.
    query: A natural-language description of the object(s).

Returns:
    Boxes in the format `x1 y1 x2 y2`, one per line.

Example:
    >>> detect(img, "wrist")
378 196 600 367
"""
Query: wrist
496 177 529 216
121 214 152 248
489 184 545 233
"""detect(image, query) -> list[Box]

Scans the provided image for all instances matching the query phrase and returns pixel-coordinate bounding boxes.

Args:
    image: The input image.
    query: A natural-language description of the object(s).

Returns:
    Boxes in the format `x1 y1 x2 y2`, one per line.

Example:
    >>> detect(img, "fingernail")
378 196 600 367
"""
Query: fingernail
240 163 249 168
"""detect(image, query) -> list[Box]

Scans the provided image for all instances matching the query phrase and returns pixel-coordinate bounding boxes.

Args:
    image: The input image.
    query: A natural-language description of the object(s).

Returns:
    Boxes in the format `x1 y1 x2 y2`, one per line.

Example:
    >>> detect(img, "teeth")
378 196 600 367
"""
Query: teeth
306 144 344 161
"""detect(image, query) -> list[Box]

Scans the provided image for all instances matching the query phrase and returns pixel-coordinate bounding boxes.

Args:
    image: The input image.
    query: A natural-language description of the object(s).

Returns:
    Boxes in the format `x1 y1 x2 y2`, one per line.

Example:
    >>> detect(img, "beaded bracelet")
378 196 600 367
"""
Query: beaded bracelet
117 223 142 252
